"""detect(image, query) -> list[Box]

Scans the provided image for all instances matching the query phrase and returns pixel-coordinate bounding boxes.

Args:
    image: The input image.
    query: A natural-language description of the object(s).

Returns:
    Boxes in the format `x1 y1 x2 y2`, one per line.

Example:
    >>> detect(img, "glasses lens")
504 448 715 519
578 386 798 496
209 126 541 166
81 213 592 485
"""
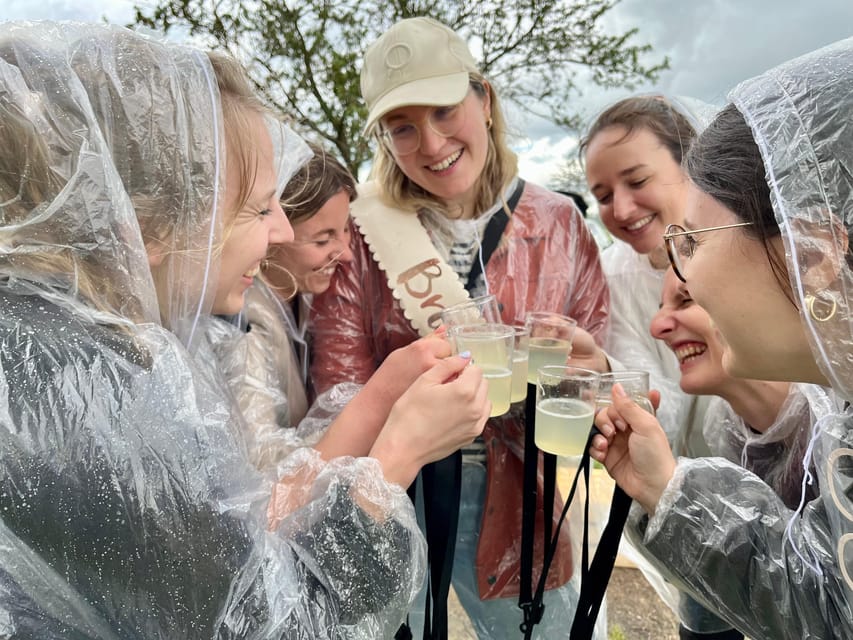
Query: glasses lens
664 225 687 282
428 103 466 138
382 100 467 156
383 125 419 156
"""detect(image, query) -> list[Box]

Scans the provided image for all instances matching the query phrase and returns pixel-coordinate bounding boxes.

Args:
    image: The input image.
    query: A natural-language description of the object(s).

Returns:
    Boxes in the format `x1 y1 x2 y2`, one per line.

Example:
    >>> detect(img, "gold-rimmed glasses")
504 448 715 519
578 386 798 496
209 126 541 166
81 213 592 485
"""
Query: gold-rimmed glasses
378 98 468 156
664 222 753 282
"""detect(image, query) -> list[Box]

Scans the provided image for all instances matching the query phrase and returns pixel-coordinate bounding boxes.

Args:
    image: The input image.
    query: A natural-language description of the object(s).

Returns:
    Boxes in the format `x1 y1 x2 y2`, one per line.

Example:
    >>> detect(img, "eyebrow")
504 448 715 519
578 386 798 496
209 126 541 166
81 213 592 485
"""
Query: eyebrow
383 113 410 125
590 163 648 193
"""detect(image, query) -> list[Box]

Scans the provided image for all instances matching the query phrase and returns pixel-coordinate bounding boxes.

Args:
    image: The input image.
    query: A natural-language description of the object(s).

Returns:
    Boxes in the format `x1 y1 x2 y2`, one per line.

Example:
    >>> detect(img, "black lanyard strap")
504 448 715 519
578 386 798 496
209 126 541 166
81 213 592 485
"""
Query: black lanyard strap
520 417 633 639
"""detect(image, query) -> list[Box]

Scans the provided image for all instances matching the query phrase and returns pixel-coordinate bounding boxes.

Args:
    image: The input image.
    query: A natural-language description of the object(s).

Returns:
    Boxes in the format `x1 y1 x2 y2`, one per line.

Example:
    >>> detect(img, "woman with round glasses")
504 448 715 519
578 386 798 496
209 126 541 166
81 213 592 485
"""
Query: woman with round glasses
309 15 610 640
593 37 853 639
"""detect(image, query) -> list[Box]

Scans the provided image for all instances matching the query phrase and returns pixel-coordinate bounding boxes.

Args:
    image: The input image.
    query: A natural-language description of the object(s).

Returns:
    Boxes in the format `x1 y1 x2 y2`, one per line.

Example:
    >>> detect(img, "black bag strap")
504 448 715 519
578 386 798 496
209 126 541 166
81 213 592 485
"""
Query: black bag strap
519 383 541 635
422 451 463 639
465 179 524 292
569 484 632 639
521 421 632 639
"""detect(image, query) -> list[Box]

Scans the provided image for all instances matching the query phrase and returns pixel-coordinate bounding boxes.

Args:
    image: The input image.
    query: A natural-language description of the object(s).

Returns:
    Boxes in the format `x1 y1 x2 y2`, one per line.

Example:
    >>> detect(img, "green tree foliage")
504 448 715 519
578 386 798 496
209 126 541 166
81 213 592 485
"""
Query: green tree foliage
132 0 668 175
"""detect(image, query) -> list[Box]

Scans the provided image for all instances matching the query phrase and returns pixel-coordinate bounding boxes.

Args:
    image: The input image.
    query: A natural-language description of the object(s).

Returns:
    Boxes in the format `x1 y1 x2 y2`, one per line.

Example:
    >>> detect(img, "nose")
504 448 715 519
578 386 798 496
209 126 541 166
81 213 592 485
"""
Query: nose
418 124 446 157
649 306 676 341
336 241 354 263
611 186 637 222
269 199 294 244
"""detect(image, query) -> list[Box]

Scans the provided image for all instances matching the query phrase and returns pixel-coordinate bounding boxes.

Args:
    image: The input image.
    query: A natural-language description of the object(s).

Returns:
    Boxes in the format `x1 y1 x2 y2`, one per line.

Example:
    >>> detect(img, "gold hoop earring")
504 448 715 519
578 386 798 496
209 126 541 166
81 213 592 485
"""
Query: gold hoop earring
485 117 493 130
261 259 299 302
805 292 837 322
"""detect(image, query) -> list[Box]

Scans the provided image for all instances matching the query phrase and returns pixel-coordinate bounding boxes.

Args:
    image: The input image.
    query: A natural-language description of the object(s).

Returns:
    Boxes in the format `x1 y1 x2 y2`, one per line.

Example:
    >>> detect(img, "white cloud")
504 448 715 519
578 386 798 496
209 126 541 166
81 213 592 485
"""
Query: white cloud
3 0 136 22
515 134 579 188
6 0 853 189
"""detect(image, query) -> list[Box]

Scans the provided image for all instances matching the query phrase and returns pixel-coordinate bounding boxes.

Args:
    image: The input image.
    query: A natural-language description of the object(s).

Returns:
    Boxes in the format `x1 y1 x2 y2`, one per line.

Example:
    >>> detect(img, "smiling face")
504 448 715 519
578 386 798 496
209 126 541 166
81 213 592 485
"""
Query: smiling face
214 114 293 315
268 189 353 296
680 184 822 382
380 89 491 217
585 125 689 255
650 268 729 395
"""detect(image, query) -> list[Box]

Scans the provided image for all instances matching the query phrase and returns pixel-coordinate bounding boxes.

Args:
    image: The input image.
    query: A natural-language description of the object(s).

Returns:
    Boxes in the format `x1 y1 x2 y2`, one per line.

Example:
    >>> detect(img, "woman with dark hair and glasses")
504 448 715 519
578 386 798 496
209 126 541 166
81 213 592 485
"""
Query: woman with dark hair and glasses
592 37 853 639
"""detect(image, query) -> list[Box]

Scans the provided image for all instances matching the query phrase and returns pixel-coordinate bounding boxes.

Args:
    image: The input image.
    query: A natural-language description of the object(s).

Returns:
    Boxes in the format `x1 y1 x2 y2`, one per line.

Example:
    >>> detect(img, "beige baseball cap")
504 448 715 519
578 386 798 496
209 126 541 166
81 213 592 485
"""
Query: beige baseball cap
360 17 478 135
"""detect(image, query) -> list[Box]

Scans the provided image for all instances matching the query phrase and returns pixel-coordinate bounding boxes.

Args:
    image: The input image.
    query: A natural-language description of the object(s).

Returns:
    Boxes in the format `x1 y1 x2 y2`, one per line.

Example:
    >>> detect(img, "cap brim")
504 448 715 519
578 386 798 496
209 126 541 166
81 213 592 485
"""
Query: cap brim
363 71 471 136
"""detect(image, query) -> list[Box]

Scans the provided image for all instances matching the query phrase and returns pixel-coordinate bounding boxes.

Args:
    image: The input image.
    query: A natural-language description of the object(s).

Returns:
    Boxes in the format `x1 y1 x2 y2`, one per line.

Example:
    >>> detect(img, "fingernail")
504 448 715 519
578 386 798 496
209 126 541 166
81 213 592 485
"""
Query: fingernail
459 350 472 359
613 383 627 398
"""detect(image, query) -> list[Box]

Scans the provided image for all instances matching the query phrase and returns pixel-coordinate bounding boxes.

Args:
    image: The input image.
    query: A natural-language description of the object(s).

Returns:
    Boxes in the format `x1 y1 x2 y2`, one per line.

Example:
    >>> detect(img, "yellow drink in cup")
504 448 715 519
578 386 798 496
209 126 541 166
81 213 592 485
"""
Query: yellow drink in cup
525 312 578 384
452 323 515 417
510 325 530 403
534 365 599 457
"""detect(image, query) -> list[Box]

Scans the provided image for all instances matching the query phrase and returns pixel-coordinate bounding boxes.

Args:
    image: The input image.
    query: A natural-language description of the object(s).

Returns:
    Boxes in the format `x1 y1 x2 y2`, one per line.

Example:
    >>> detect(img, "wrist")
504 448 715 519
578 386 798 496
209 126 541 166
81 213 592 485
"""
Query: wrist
369 427 421 489
639 458 676 516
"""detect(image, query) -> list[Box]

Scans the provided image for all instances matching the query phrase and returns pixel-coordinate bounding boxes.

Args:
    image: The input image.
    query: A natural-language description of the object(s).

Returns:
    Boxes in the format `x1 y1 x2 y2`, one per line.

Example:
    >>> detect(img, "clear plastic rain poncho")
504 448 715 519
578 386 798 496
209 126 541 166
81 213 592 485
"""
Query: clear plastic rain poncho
0 22 424 638
627 37 853 639
702 384 818 510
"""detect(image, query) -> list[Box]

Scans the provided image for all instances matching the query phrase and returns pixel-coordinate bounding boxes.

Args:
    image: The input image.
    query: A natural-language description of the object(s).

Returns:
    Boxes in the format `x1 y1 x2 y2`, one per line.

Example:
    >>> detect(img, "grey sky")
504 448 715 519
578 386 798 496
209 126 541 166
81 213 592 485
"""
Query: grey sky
4 0 852 183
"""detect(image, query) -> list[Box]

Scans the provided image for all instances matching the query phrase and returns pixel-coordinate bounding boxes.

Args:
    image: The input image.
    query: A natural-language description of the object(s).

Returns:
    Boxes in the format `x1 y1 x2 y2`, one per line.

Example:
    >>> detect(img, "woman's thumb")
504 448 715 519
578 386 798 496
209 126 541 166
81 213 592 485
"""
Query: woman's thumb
611 383 657 431
421 352 473 384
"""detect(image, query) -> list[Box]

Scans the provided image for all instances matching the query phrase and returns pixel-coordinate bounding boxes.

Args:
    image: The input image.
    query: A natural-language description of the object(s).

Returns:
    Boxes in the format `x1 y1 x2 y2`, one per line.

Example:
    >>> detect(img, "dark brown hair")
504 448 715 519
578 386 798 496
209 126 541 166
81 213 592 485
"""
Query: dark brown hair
279 143 356 225
580 95 697 164
684 103 792 302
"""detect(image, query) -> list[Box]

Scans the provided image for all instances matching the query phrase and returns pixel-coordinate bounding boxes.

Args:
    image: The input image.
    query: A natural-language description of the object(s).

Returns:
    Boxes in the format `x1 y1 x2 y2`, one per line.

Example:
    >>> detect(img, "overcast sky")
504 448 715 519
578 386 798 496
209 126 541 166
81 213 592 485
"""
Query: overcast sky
4 0 853 186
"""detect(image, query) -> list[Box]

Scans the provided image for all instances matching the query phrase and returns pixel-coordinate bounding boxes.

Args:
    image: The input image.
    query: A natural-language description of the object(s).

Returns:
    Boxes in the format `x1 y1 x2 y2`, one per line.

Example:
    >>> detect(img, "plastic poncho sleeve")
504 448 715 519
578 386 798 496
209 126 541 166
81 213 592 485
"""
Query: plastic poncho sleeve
627 448 853 640
0 292 425 639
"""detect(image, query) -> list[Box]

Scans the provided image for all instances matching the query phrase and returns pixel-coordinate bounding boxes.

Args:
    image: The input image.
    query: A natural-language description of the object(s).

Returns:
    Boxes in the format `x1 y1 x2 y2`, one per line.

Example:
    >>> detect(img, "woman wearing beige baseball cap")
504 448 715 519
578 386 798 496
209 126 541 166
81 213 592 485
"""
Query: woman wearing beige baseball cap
309 16 610 639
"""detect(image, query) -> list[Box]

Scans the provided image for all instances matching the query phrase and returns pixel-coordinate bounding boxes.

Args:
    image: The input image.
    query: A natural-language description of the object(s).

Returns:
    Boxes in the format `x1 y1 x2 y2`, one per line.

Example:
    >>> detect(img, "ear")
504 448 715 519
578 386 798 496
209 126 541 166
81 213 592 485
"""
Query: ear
796 211 849 290
145 239 167 268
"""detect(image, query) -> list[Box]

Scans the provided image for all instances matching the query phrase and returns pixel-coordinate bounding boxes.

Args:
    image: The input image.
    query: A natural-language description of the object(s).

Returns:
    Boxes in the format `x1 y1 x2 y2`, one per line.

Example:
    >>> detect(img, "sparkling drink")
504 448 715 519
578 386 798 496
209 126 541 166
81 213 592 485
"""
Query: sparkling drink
481 365 513 417
534 397 595 456
511 355 529 402
527 337 572 383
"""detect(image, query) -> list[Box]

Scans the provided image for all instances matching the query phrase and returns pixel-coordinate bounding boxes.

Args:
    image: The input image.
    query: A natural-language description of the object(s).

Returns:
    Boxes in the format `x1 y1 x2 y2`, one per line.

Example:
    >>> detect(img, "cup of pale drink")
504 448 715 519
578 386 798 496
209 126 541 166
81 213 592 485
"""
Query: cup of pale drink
596 370 653 414
510 325 530 403
440 294 502 329
534 365 599 456
524 312 578 384
453 323 515 417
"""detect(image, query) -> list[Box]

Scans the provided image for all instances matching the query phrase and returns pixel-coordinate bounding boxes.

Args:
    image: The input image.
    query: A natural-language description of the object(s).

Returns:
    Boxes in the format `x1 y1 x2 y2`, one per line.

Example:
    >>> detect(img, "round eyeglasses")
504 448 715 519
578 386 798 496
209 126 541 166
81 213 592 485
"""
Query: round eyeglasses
378 101 467 156
663 222 753 282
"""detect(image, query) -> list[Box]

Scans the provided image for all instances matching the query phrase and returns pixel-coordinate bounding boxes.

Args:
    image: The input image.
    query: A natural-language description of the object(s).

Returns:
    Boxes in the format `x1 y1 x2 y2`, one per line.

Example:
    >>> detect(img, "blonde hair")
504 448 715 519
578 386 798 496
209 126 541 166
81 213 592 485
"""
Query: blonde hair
370 74 518 217
0 37 273 328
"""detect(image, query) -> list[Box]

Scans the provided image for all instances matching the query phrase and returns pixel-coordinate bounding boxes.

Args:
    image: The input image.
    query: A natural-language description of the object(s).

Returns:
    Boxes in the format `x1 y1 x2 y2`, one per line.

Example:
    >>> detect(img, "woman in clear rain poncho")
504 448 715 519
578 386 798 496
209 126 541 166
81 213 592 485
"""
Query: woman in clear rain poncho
651 267 816 512
592 37 853 640
206 142 466 474
309 16 610 640
0 22 488 639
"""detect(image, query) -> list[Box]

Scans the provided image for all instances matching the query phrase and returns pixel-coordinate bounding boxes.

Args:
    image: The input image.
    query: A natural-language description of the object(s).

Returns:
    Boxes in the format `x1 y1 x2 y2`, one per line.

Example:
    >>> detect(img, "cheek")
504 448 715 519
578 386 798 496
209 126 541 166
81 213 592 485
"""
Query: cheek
598 206 616 232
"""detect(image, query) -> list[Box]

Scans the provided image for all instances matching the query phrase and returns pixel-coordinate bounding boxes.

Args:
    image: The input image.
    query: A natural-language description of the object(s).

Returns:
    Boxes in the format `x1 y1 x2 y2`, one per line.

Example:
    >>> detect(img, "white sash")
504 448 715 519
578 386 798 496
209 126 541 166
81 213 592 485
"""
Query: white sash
351 181 470 336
